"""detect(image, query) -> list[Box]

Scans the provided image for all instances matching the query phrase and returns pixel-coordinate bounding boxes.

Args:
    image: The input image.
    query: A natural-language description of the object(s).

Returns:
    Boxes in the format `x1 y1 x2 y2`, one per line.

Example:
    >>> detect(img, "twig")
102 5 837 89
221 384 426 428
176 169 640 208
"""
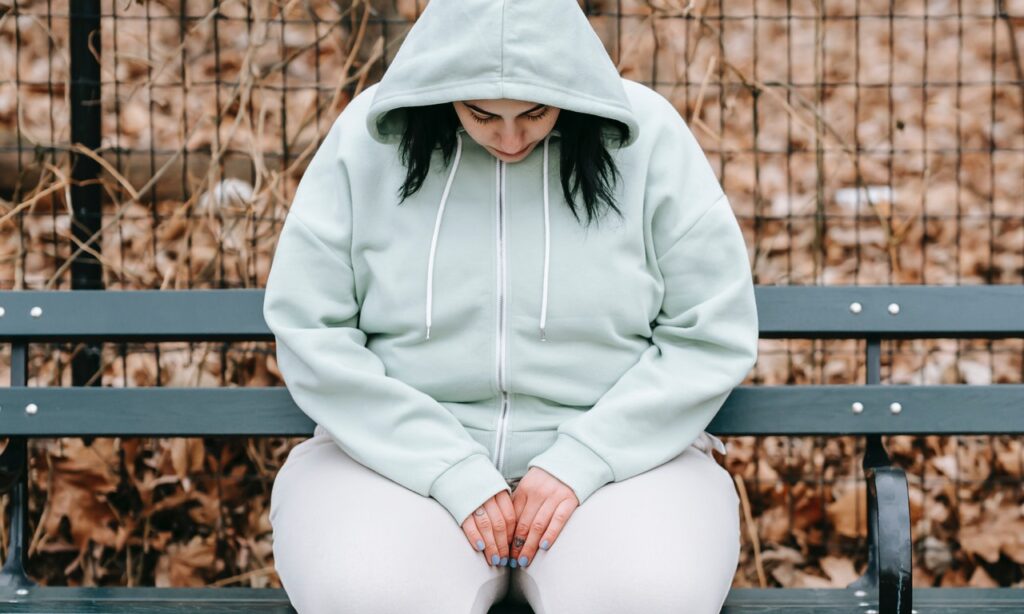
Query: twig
734 474 766 588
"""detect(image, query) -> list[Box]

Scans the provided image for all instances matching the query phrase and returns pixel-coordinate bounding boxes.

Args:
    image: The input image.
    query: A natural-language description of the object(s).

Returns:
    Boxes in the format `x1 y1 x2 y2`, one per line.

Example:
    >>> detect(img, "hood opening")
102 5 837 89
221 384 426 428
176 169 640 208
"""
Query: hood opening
365 0 639 149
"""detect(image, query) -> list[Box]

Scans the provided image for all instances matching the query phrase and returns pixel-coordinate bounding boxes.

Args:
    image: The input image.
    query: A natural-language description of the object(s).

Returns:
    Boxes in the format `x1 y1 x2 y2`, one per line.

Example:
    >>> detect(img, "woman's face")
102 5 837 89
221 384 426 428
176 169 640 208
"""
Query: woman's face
453 99 560 162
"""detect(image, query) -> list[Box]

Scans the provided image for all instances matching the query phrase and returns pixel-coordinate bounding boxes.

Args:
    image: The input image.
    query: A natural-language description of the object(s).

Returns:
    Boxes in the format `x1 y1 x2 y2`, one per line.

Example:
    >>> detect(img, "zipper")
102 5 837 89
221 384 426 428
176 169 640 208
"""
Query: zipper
493 160 511 474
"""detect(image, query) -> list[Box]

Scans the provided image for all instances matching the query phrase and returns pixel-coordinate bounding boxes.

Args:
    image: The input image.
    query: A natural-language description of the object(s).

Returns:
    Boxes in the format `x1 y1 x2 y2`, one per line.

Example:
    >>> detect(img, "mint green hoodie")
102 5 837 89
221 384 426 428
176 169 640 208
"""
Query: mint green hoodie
262 0 758 527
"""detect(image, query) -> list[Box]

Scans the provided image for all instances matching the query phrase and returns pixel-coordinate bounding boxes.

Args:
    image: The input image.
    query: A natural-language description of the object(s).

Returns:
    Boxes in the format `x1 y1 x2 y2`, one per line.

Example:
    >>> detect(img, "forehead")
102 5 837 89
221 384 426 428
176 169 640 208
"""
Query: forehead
461 99 544 113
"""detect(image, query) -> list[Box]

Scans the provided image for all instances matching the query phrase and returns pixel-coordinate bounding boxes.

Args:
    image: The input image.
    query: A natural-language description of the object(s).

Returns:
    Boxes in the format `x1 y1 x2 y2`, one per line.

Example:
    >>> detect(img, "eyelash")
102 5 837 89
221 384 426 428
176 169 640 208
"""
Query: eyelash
470 109 549 124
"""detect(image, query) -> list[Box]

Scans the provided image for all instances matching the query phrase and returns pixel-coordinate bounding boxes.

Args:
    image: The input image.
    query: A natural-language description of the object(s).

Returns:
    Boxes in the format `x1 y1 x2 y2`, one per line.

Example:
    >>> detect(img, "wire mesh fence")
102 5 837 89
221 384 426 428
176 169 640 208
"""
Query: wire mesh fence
0 0 1022 589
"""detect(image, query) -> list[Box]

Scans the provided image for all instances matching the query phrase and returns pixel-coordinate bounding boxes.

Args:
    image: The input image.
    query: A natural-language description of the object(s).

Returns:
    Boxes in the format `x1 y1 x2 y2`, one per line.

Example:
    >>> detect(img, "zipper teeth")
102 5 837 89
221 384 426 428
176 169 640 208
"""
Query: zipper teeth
495 161 510 473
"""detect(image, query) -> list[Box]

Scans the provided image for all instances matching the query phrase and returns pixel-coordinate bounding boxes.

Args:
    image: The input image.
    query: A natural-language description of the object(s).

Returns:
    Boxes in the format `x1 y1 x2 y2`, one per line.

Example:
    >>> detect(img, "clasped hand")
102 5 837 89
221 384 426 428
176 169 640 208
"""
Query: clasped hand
461 467 579 568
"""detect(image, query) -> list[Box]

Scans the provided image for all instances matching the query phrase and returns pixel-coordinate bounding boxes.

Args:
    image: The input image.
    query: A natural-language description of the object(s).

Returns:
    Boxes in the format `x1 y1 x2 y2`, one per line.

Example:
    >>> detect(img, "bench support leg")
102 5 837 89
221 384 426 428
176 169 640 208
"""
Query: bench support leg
848 435 911 614
0 438 34 588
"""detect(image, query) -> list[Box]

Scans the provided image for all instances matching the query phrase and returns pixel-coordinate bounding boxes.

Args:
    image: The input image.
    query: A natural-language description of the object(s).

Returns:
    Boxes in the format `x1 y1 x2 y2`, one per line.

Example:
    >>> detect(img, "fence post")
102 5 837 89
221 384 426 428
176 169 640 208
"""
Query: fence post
69 0 103 389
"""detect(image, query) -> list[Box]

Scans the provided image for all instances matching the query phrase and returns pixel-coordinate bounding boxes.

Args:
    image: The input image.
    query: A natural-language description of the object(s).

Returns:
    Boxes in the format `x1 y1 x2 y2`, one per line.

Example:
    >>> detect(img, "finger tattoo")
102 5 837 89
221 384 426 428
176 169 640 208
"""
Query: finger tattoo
514 536 526 548
474 507 486 516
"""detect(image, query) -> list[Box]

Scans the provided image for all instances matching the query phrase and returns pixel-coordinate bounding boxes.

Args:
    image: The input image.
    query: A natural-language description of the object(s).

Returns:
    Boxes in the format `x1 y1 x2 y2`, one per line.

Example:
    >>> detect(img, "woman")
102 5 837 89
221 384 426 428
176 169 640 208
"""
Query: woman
262 0 758 612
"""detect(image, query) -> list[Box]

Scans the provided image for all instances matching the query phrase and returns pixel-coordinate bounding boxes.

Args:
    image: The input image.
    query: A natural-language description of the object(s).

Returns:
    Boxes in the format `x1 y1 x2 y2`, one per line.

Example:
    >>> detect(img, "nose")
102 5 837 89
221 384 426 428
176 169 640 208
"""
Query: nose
497 124 525 154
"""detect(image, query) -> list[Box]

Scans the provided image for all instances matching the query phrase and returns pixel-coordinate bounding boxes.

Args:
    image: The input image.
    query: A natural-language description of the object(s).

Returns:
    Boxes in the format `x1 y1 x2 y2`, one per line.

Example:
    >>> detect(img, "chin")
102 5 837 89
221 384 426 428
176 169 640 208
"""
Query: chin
493 144 532 159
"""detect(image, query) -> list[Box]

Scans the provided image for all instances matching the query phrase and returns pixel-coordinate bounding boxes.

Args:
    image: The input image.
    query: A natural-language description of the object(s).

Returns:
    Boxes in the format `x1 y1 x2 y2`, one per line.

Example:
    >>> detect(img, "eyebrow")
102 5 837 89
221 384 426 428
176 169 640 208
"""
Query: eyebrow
464 102 546 117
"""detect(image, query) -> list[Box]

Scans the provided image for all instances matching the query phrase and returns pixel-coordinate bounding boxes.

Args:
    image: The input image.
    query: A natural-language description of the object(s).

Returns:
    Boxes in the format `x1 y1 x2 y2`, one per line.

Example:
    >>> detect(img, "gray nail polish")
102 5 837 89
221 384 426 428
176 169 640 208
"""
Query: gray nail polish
491 554 500 565
518 555 529 567
500 556 508 566
540 539 550 550
510 558 517 568
477 540 485 551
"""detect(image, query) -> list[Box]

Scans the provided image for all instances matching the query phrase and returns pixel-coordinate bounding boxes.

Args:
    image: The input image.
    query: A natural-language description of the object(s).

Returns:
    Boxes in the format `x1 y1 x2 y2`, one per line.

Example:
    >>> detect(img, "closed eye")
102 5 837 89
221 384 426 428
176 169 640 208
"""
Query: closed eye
470 109 550 124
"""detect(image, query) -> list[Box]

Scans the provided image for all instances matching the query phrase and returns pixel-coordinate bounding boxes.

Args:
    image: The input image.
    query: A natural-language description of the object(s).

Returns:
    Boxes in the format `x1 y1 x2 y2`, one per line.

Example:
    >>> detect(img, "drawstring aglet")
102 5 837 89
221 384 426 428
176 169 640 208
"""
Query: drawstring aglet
539 327 547 342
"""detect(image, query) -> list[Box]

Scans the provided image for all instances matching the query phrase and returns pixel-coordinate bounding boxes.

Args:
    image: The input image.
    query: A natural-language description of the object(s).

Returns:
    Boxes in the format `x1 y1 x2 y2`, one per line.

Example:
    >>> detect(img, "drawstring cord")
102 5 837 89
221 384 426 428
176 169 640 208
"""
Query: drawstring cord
539 132 551 341
425 130 464 340
425 129 553 342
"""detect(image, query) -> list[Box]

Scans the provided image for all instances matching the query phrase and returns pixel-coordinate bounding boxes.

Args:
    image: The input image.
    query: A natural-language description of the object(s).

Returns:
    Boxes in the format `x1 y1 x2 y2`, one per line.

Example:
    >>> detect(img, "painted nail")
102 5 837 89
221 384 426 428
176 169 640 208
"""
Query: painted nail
510 558 518 568
540 539 550 550
477 540 485 551
518 555 529 567
491 554 500 565
500 556 508 566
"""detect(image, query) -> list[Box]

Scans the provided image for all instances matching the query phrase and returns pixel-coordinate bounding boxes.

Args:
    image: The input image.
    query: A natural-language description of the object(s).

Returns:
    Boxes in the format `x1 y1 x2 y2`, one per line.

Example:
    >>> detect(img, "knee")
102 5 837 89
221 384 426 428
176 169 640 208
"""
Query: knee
535 574 733 614
274 555 424 614
273 535 499 614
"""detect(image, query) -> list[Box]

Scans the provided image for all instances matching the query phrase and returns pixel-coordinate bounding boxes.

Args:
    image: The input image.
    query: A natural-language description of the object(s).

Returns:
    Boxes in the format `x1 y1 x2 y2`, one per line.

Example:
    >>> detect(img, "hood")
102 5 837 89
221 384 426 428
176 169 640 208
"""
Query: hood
363 0 640 342
365 0 640 148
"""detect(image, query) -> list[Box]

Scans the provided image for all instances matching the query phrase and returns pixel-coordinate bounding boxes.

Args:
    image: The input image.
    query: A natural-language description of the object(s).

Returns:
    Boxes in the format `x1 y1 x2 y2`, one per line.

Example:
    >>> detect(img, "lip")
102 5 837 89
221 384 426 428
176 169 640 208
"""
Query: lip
495 144 530 157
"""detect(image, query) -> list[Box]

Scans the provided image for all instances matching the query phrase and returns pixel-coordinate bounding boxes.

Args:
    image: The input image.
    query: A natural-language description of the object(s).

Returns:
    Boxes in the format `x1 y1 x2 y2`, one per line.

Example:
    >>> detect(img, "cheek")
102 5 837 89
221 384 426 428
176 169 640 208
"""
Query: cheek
540 114 560 136
462 124 491 147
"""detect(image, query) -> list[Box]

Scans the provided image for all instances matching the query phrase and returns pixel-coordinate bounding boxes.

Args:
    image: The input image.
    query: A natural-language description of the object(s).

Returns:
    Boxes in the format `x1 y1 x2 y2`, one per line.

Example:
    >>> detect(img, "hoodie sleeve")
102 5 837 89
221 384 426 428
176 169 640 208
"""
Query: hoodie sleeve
525 109 759 506
263 116 511 527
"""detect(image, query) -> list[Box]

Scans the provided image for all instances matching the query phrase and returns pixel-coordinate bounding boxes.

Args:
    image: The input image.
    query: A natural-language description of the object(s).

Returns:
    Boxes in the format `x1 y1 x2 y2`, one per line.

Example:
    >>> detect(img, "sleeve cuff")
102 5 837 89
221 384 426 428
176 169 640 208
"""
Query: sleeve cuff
526 434 615 506
429 454 512 526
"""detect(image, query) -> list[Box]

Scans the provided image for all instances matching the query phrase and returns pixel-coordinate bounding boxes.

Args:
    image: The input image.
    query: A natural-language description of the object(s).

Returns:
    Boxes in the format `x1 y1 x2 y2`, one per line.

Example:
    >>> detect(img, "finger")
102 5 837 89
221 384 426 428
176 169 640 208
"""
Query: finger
484 497 510 565
509 496 542 566
461 509 488 555
495 491 517 552
511 483 528 519
537 497 578 554
471 501 500 567
515 495 560 567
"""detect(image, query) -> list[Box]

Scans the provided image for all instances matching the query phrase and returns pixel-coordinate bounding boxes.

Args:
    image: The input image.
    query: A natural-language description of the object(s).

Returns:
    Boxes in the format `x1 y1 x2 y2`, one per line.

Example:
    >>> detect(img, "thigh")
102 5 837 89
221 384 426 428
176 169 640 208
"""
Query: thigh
510 442 740 614
270 426 510 614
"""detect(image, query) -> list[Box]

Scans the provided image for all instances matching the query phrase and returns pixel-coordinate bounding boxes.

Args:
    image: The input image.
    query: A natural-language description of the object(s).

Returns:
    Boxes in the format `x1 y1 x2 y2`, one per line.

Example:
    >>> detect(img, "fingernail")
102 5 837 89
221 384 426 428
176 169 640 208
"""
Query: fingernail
477 540 485 551
509 558 517 568
500 556 508 566
518 555 529 567
491 554 500 565
540 539 550 550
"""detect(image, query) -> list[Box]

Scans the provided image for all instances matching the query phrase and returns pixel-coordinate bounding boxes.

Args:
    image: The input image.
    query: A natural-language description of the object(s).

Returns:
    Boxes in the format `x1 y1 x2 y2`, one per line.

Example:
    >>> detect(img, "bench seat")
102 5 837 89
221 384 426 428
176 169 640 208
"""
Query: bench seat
1 587 1023 613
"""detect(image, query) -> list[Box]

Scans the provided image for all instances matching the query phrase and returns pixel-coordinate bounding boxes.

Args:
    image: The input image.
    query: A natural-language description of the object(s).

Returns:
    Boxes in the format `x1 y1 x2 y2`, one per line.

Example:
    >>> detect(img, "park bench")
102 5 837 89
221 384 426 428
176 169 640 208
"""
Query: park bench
0 285 1021 613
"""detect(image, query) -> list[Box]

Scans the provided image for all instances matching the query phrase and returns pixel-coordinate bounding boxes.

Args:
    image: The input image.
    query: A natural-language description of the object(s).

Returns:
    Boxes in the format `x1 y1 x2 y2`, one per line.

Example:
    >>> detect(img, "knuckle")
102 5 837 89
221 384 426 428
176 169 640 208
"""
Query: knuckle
531 520 547 533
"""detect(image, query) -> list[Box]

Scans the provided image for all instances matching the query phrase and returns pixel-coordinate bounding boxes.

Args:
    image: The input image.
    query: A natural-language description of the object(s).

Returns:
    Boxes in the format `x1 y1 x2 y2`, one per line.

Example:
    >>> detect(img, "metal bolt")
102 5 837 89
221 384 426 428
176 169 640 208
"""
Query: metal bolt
30 306 42 318
852 401 864 414
890 402 902 415
888 302 900 315
849 301 863 314
25 403 38 415
854 590 867 597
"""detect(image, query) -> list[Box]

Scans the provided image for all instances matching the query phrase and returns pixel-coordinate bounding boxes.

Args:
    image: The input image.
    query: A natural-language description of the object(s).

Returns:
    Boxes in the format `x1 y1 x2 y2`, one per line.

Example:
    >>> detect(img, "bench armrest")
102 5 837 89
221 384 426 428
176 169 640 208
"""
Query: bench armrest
867 465 912 614
0 439 26 494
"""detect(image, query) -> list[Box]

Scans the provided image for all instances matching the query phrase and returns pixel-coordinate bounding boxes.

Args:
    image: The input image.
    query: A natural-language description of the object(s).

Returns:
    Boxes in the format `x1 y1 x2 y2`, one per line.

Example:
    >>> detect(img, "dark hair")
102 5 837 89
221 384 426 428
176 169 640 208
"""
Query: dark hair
393 102 630 228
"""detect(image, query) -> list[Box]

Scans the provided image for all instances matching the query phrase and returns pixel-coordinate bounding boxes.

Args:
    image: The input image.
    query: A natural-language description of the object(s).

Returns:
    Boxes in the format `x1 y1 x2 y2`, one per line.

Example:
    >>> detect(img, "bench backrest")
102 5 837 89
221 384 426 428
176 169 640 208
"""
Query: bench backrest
1 286 1022 438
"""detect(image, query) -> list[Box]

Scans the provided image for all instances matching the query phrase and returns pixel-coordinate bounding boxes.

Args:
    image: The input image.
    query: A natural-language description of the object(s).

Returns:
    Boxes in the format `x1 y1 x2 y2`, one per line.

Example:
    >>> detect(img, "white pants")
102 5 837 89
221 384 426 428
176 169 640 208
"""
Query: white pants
270 427 740 614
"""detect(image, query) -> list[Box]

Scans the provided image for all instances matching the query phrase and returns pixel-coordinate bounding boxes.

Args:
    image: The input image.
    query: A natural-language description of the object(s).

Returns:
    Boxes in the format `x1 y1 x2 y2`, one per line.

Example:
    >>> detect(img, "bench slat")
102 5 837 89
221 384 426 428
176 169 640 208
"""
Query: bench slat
2 385 1022 436
0 587 1020 613
723 587 1024 612
0 286 1021 341
0 586 294 613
